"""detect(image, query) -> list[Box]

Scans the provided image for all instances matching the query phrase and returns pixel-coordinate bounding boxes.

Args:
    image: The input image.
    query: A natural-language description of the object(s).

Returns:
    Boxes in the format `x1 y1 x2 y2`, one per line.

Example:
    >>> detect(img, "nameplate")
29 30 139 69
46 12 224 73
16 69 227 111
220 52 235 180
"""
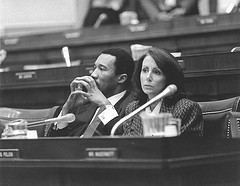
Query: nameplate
128 23 148 32
15 71 37 81
0 149 20 159
85 148 118 159
64 31 81 39
197 16 217 25
3 38 19 45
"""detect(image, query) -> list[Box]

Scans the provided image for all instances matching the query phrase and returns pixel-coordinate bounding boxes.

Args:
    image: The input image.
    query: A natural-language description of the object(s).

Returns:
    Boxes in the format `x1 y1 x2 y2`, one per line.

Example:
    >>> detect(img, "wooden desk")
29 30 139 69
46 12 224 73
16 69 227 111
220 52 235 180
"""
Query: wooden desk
1 13 240 68
0 137 240 186
1 51 240 108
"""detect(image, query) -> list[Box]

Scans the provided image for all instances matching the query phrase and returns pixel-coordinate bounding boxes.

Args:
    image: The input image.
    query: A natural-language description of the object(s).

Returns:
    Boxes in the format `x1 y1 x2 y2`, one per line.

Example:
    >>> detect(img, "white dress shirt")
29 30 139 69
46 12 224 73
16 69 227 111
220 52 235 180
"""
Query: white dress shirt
145 99 163 114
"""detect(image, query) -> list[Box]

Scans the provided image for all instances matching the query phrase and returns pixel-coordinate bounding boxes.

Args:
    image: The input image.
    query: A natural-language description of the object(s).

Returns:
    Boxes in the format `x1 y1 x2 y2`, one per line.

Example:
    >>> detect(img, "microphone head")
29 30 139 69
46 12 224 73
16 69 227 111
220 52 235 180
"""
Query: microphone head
61 46 71 67
62 46 69 57
61 113 76 123
99 13 107 20
167 84 177 96
93 13 108 29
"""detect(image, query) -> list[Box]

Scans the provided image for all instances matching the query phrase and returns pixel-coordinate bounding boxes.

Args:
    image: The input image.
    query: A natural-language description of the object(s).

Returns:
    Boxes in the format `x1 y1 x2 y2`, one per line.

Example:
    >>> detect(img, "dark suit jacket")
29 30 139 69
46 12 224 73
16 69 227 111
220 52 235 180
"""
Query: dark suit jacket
48 91 134 137
123 97 204 137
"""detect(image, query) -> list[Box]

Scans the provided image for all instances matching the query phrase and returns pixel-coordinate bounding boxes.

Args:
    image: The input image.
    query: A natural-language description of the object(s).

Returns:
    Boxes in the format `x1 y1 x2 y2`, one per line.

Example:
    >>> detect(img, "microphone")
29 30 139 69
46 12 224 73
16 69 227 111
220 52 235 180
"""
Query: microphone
93 13 108 29
27 113 76 128
231 47 240 52
110 84 177 136
62 46 71 67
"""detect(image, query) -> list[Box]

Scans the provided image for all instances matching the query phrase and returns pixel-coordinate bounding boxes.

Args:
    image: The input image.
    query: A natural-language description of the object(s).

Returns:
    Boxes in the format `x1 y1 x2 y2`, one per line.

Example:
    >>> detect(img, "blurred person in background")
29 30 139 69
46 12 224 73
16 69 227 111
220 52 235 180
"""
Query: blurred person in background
83 0 130 27
137 0 199 21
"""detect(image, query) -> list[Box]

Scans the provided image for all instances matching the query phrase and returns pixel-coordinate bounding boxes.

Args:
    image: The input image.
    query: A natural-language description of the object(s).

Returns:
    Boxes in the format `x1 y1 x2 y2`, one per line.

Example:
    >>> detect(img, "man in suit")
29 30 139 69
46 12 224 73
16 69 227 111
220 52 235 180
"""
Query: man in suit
48 48 135 137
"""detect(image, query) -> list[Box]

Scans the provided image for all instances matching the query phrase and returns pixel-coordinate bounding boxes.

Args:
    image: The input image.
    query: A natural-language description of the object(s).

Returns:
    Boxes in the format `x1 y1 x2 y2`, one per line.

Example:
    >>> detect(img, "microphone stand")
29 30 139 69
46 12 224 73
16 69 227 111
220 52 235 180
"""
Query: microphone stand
27 120 53 128
27 114 76 128
110 85 177 136
93 13 108 29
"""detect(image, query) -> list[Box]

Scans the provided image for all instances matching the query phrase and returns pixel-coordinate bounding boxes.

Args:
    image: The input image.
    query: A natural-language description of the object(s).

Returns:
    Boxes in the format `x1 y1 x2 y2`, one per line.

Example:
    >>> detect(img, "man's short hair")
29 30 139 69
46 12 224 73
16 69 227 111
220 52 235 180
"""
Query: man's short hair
102 48 134 88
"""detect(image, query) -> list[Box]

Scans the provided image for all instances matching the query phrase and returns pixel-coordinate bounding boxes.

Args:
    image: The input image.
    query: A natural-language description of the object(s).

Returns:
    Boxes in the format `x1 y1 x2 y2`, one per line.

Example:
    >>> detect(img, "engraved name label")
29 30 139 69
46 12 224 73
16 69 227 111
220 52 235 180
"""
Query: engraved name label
15 71 37 80
0 149 20 159
197 16 217 25
85 148 118 159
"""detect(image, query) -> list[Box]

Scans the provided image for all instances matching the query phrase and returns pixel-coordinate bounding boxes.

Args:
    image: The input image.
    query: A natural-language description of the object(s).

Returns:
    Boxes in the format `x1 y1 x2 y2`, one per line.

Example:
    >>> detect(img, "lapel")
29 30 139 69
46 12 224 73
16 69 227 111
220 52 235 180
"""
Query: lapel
114 91 132 114
160 98 175 113
68 102 98 133
95 91 133 136
76 102 98 123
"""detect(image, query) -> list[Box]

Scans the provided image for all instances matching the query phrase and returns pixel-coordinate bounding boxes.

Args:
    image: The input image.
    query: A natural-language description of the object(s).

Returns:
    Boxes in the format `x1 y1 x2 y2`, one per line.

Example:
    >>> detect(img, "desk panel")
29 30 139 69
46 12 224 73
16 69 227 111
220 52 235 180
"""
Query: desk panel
0 137 240 186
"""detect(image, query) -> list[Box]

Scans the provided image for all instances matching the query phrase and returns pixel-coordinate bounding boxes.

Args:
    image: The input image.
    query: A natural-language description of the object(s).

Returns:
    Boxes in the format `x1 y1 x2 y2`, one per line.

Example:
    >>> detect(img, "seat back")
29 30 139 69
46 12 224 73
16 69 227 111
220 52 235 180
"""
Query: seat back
198 97 240 138
227 112 240 138
0 106 61 137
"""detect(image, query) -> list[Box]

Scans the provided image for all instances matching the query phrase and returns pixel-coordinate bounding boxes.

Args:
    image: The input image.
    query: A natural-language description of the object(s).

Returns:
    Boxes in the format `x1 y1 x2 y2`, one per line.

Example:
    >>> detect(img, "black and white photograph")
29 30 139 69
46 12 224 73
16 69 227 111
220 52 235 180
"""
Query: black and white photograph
0 0 240 185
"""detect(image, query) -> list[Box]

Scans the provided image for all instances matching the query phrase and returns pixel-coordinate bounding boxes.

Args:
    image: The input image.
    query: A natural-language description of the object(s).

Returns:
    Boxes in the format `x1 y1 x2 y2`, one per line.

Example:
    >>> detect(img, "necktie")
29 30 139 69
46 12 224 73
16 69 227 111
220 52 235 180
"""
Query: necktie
81 107 104 138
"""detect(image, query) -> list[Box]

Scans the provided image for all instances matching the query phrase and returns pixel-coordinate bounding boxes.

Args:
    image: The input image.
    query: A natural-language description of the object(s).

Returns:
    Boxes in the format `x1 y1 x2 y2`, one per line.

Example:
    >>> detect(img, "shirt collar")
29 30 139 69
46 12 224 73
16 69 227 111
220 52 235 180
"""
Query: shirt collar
108 90 126 106
145 99 163 114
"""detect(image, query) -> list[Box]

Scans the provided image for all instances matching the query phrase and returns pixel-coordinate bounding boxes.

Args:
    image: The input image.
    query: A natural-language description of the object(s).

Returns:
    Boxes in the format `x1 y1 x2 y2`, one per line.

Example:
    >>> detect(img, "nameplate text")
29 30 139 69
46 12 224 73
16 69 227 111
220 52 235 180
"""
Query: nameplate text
85 148 118 159
0 149 20 159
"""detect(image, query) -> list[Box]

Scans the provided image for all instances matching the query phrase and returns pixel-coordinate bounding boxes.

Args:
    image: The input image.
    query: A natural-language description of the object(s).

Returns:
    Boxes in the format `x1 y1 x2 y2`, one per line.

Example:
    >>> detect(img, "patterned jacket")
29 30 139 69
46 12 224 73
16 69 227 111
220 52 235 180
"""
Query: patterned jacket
123 98 204 137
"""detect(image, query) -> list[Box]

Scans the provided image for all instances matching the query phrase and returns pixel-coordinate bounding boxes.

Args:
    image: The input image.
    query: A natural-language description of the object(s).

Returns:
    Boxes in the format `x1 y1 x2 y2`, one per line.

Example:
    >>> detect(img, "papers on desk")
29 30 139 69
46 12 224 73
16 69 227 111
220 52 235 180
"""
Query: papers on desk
27 130 38 139
171 52 182 57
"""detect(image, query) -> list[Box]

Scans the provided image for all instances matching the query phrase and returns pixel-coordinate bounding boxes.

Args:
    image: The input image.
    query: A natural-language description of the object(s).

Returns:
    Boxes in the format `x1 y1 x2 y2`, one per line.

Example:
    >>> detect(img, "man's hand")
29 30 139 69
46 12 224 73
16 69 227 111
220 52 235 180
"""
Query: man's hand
155 8 185 21
155 12 173 21
73 76 111 108
62 91 88 115
62 76 110 115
